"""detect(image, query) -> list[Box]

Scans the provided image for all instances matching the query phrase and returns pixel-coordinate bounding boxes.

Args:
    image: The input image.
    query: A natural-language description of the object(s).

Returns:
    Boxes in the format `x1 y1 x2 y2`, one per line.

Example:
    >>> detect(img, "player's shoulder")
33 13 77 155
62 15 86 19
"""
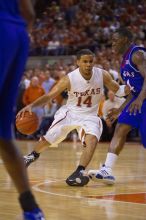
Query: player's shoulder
68 68 79 77
131 45 146 64
93 66 103 72
132 44 146 50
130 45 146 55
93 66 104 76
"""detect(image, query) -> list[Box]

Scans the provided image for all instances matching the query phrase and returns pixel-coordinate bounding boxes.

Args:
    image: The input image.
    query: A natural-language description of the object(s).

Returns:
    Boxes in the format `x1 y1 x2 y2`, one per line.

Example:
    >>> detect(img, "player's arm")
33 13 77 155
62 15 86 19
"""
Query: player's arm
18 76 70 117
107 93 133 122
103 70 131 121
32 76 70 107
19 0 35 30
103 70 130 96
128 51 146 114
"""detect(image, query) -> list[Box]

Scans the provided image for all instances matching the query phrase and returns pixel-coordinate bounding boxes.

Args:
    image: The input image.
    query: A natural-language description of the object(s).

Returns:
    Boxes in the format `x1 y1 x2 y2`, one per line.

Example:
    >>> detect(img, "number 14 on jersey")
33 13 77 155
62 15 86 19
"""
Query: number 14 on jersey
77 96 92 107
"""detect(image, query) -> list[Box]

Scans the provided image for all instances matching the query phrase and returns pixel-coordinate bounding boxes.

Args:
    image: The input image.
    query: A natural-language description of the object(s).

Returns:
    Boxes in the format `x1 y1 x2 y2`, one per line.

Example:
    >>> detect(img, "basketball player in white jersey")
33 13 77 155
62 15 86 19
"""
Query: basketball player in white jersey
18 49 130 186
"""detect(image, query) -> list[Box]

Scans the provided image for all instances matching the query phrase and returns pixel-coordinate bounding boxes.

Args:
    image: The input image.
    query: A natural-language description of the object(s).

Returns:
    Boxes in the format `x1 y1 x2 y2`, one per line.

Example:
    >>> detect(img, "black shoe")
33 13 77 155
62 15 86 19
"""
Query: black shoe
66 170 89 186
23 151 40 167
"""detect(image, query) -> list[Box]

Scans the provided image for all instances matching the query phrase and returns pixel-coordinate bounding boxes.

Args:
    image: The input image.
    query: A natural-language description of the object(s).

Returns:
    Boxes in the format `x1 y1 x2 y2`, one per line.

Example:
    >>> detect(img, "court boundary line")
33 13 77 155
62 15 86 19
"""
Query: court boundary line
32 178 146 206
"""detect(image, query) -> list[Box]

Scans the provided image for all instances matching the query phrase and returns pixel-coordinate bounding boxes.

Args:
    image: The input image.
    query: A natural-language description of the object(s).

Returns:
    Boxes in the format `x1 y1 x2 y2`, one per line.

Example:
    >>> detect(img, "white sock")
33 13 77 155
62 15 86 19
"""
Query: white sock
104 153 118 169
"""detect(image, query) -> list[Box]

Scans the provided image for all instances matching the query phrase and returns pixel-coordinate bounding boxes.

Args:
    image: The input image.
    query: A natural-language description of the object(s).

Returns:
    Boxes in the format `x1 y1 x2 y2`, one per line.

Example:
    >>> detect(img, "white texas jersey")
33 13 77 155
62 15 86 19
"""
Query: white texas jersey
66 67 104 115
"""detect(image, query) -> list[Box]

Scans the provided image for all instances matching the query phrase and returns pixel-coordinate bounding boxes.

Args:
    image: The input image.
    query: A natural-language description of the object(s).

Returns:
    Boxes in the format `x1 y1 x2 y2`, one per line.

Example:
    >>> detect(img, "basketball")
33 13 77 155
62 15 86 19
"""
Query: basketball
16 111 39 135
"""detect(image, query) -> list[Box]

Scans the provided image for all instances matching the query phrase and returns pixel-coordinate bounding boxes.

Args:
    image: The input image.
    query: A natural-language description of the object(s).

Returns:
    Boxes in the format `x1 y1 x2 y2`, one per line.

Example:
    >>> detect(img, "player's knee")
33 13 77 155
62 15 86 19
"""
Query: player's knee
114 124 131 138
85 135 98 148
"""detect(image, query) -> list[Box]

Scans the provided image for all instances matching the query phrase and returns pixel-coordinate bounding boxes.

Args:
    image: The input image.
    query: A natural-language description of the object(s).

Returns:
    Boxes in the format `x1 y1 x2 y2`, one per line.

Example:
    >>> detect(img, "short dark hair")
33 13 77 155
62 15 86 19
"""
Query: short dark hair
116 27 133 41
76 49 95 60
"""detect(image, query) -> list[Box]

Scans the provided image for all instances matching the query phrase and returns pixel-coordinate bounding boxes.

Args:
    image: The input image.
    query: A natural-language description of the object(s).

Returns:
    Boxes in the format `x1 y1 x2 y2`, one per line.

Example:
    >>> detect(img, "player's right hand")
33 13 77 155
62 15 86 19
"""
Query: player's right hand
127 97 142 115
107 108 120 122
16 105 32 119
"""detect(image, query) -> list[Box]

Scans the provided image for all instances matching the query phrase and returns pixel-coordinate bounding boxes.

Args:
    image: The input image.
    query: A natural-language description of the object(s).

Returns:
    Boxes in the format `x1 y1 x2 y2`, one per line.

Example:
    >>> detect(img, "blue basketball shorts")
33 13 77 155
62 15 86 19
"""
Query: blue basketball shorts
118 96 146 148
0 21 29 139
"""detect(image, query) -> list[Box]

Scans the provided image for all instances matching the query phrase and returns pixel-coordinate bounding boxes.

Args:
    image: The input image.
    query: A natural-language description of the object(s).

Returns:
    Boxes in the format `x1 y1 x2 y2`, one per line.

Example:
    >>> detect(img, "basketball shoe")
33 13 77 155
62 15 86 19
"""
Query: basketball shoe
23 208 45 220
88 165 115 185
66 170 89 186
23 151 40 167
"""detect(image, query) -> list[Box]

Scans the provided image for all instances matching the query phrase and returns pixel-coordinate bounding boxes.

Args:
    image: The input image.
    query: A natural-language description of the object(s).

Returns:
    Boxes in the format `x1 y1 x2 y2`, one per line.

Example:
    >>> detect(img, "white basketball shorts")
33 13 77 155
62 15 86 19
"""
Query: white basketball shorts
44 105 103 146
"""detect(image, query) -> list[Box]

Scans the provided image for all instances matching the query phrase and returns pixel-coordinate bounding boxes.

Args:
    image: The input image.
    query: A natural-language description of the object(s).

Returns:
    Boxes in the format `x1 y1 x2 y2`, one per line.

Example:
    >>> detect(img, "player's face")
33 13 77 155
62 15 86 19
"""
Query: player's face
112 33 127 54
77 55 94 78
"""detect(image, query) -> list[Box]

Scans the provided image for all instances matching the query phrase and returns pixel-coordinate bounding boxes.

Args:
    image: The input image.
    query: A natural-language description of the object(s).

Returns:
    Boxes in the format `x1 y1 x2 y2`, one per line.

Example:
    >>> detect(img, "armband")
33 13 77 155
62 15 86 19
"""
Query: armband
115 85 126 97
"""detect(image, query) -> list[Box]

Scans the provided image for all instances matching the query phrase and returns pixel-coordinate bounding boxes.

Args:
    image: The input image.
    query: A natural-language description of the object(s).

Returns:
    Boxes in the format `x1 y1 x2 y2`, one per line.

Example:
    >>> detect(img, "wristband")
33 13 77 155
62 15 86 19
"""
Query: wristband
115 85 126 97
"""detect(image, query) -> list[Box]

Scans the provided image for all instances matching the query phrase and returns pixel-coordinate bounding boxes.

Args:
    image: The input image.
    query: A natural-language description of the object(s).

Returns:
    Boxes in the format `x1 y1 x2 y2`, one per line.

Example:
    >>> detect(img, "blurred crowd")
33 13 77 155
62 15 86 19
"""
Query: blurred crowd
30 0 146 56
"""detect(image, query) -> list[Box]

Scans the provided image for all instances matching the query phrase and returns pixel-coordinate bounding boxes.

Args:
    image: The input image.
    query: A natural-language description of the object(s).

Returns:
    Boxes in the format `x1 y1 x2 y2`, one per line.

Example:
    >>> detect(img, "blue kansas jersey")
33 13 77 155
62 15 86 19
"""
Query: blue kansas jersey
118 44 146 148
120 44 146 96
0 0 29 139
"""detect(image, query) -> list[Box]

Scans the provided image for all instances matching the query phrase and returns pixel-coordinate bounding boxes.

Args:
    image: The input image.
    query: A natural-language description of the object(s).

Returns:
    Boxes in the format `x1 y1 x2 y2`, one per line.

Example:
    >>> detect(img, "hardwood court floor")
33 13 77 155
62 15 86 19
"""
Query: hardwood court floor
0 140 146 220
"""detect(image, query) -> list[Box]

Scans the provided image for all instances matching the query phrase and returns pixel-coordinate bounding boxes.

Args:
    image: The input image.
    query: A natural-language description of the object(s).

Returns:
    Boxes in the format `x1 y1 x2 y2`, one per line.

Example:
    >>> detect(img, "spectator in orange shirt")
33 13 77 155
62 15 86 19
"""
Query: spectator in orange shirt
23 76 45 105
23 76 45 123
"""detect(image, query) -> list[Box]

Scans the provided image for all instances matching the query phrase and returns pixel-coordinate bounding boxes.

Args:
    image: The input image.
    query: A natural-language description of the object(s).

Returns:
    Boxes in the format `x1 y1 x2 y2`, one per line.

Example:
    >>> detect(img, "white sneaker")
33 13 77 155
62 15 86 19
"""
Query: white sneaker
88 165 115 185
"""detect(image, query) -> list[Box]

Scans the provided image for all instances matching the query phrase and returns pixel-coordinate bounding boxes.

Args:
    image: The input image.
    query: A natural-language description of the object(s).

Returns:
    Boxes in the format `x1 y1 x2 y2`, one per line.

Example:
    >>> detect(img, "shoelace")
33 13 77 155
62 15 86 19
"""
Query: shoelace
100 169 110 177
80 170 88 176
24 155 35 162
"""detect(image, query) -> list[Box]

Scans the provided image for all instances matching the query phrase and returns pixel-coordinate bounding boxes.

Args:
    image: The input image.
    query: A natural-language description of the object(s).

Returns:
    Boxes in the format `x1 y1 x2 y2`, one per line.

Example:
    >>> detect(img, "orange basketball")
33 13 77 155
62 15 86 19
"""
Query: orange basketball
16 111 39 135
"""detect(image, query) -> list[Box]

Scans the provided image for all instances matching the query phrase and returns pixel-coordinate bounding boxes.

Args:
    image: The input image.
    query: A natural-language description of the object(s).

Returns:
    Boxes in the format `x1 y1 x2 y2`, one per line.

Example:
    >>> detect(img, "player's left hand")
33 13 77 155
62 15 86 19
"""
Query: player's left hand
107 108 120 122
16 105 32 119
127 98 143 115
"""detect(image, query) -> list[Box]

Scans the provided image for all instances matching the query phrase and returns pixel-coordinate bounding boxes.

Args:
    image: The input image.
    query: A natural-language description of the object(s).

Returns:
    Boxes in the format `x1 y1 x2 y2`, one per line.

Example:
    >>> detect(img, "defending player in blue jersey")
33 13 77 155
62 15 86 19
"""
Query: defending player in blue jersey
88 27 146 185
0 0 45 219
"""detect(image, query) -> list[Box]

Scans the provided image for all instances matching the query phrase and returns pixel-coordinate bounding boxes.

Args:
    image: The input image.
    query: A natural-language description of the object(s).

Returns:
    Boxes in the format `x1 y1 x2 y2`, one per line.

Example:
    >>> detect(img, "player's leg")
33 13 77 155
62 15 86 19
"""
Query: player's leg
66 116 102 187
80 134 98 167
0 22 30 192
0 139 43 212
108 123 131 154
66 134 98 187
0 23 45 219
23 137 51 167
23 109 77 167
88 123 131 184
88 99 139 185
139 109 146 148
